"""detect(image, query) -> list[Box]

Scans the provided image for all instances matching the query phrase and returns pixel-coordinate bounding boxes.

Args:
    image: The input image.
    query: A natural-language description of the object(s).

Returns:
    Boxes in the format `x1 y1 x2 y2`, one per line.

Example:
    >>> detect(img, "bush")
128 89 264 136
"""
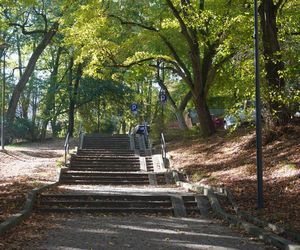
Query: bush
6 118 39 142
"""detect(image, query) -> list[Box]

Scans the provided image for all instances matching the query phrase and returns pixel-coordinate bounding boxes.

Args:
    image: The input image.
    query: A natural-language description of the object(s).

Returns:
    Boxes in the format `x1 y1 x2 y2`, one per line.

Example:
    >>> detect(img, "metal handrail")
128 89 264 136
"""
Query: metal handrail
64 132 70 165
143 122 149 149
78 123 84 149
161 132 166 161
79 131 84 149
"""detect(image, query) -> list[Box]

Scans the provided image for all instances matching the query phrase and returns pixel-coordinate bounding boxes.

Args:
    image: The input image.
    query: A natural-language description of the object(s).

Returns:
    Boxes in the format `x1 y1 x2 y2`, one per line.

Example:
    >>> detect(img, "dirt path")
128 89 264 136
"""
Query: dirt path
0 139 77 182
0 139 78 225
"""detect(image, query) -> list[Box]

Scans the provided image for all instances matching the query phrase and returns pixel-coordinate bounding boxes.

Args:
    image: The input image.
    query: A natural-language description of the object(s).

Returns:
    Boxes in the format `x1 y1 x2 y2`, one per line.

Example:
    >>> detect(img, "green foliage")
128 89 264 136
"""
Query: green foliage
8 118 39 141
0 0 299 142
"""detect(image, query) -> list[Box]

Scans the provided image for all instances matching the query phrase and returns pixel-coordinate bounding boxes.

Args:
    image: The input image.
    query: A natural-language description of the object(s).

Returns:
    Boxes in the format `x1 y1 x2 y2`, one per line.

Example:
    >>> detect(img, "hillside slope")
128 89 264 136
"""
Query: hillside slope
168 126 300 234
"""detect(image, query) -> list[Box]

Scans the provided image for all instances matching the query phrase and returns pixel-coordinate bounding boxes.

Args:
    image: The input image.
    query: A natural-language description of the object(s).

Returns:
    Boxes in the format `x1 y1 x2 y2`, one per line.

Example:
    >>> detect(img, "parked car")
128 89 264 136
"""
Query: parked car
211 114 224 128
224 100 256 130
187 109 225 128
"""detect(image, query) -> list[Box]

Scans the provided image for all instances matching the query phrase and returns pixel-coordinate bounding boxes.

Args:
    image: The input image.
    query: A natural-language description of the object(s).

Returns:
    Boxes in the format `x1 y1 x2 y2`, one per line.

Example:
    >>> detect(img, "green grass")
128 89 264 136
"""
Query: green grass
281 163 299 170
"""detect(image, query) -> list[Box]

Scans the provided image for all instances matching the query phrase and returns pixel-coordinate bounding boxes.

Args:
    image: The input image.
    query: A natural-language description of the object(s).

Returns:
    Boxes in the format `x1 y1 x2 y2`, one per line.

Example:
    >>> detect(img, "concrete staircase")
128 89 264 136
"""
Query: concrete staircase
36 133 210 217
59 134 168 185
37 193 208 216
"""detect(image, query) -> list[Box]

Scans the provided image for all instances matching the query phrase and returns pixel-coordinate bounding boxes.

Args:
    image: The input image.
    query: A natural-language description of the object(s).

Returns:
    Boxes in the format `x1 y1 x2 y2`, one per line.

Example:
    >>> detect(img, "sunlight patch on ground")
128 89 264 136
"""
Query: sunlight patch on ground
271 164 300 179
212 164 255 180
116 224 243 240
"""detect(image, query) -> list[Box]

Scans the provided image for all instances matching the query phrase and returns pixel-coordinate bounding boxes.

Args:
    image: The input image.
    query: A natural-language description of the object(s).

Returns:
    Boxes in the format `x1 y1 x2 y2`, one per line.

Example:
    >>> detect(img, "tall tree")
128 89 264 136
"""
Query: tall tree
259 0 290 125
105 0 242 136
67 59 83 137
40 46 63 139
1 1 60 121
6 21 59 121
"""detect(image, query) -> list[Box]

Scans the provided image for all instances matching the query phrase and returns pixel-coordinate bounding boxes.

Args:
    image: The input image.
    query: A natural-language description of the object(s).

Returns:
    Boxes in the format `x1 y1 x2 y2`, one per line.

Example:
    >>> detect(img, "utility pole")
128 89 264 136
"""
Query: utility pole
254 0 264 209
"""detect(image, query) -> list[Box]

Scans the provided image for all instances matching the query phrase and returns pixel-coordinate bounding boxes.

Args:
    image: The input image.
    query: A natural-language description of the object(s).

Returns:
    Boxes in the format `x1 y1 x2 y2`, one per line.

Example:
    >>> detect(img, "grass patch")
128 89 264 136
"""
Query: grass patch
190 171 209 182
56 157 65 168
282 163 298 170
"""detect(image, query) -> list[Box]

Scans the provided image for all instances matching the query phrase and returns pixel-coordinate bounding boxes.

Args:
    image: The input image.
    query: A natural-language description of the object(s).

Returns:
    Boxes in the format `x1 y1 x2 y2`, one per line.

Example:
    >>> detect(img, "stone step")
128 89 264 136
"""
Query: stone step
68 168 141 172
81 146 131 150
70 164 141 169
59 180 150 185
84 134 129 137
36 194 209 216
61 172 149 177
69 164 141 168
71 159 140 163
182 196 209 216
83 136 129 140
83 141 130 144
76 153 136 158
77 149 135 154
37 207 173 214
83 138 130 141
39 200 172 207
61 171 149 176
82 143 130 149
39 194 172 200
71 158 140 163
83 142 130 146
37 194 172 212
71 155 139 160
60 176 149 181
83 141 129 144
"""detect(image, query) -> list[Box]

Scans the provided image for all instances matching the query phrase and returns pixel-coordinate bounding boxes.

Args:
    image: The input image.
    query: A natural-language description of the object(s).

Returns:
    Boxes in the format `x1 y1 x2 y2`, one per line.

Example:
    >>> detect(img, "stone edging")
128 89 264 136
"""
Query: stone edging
0 182 58 237
170 171 300 250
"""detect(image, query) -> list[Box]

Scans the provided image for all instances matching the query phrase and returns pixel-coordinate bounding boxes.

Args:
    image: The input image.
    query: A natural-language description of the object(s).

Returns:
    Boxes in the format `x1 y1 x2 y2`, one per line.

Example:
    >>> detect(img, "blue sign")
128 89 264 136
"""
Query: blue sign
159 91 167 103
130 103 138 112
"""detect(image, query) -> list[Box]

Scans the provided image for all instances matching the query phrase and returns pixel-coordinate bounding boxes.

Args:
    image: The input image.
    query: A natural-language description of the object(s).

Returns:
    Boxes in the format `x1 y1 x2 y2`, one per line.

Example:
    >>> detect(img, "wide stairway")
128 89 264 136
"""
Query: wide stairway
59 134 168 185
35 134 210 216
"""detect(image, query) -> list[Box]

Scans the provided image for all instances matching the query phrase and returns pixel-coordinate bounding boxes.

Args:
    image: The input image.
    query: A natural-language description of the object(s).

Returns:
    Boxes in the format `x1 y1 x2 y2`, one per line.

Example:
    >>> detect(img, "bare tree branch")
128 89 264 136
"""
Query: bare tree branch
109 14 158 32
9 21 46 35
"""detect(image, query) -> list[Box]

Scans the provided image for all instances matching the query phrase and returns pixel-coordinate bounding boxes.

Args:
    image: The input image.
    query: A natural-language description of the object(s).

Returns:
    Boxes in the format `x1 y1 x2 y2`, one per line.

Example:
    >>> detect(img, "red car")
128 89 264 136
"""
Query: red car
211 114 224 128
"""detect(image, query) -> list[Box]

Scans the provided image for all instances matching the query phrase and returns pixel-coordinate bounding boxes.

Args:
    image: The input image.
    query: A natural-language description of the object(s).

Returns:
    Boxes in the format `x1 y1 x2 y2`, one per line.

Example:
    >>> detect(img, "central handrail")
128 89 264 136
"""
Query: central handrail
161 132 166 161
143 122 149 149
78 123 84 149
64 132 70 166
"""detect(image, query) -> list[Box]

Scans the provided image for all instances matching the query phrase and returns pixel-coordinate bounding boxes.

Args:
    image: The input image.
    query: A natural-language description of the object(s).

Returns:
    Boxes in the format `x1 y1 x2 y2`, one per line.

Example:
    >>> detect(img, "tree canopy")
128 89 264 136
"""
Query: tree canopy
0 0 299 141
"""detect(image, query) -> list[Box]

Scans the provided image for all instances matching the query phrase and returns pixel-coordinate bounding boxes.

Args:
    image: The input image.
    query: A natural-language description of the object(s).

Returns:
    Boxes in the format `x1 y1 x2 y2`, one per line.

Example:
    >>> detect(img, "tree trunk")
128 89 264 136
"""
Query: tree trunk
6 22 59 122
41 47 62 140
156 61 190 129
259 0 289 125
174 109 188 129
146 80 152 122
68 62 83 137
165 0 216 136
121 120 126 134
193 95 215 137
17 35 30 120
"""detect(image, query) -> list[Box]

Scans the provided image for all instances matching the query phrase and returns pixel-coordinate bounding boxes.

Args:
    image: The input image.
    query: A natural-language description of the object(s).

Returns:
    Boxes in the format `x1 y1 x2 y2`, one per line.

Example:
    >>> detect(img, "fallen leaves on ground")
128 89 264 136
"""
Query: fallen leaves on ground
168 125 300 234
0 178 38 223
0 213 61 250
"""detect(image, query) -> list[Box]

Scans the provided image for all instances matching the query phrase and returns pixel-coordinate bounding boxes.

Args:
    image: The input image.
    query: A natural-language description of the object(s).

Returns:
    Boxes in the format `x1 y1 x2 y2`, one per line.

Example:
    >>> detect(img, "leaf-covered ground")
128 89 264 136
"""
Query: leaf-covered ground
0 138 77 248
167 125 300 235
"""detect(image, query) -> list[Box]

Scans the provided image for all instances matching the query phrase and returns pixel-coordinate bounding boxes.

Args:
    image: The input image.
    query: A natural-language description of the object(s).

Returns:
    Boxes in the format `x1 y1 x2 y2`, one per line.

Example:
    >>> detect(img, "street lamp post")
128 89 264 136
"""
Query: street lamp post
1 43 9 151
254 0 264 209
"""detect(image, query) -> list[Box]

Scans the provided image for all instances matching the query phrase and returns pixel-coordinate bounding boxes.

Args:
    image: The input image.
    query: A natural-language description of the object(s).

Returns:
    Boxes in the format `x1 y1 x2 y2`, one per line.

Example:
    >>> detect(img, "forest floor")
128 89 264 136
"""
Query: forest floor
0 138 78 248
167 124 300 236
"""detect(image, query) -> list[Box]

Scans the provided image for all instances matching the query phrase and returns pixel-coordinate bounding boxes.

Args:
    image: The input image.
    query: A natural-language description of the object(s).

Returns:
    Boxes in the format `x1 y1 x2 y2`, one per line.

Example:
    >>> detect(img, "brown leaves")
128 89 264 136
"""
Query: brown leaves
0 179 36 223
168 125 300 234
0 213 57 249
